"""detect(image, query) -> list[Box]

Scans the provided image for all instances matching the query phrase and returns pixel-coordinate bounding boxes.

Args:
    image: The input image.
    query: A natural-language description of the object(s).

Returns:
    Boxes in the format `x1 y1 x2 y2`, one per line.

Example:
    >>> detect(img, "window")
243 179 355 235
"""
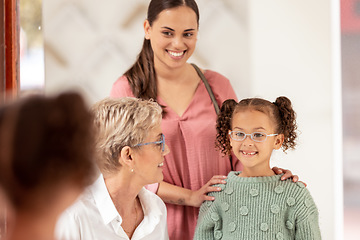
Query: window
19 0 44 95
341 0 360 239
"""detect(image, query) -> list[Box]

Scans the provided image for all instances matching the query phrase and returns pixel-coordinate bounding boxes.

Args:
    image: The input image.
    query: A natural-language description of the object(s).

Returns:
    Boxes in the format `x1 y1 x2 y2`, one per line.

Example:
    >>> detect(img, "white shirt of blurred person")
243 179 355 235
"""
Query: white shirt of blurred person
55 97 169 240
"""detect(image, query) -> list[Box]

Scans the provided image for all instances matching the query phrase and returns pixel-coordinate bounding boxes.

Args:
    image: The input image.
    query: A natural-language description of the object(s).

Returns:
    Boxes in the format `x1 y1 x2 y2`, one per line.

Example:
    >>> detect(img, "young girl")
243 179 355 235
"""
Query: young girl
193 96 321 239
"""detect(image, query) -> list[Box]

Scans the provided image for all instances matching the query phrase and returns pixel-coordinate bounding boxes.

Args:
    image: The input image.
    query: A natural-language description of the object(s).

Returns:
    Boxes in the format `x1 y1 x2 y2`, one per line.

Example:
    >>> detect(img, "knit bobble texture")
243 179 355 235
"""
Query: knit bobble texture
193 172 322 240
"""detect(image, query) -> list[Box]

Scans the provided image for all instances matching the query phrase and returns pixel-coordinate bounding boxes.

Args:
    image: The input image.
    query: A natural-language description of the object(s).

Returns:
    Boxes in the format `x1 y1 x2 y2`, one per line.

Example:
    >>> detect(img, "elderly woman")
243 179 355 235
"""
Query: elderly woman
55 97 169 240
0 92 95 240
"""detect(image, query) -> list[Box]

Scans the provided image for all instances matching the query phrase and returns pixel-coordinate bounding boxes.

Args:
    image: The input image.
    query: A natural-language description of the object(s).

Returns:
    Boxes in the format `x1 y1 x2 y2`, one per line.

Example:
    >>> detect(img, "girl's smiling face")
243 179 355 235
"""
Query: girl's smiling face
229 109 284 176
144 6 198 70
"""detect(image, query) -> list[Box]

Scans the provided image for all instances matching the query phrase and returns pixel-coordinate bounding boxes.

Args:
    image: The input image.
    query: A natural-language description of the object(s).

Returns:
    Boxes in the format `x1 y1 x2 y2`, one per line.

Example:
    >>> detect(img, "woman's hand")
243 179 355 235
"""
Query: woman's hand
188 175 227 207
272 166 307 186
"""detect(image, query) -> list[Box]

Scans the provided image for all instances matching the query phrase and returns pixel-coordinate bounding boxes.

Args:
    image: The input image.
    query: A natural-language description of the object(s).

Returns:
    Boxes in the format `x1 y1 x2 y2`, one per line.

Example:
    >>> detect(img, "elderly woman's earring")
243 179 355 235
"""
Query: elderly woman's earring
131 169 134 173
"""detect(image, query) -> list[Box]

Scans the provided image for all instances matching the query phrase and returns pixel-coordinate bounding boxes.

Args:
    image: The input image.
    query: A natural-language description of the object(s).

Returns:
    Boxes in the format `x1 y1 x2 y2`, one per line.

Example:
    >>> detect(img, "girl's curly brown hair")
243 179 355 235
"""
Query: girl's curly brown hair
215 99 237 155
216 96 298 155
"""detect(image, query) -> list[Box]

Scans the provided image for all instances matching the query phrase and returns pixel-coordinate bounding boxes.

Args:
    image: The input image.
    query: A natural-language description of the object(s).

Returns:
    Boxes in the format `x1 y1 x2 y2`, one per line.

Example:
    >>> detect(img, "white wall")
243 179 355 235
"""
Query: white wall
246 1 342 239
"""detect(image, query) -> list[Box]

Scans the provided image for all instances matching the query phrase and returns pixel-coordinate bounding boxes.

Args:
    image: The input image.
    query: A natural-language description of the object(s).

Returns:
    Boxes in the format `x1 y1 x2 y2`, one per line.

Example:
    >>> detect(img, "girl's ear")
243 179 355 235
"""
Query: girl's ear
144 20 151 39
274 134 284 150
119 146 134 169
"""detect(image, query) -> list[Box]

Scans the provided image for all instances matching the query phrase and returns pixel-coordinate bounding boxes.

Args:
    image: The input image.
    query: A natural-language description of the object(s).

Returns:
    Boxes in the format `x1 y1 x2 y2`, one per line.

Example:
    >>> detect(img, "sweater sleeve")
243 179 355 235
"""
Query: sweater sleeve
194 191 224 240
193 201 216 240
294 191 322 240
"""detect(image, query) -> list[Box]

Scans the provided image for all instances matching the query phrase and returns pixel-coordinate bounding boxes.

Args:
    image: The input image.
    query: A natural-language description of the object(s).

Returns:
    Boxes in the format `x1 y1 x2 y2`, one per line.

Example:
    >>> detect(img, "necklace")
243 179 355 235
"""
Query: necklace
122 197 138 236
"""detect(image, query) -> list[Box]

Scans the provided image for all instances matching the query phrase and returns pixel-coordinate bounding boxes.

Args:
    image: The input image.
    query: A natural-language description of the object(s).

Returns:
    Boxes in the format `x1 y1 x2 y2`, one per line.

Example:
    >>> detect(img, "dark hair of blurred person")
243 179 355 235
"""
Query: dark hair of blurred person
0 92 96 240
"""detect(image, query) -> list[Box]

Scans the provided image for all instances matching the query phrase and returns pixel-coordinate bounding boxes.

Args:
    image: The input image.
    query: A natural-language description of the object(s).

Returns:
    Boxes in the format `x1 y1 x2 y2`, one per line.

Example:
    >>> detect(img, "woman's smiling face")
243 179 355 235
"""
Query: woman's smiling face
144 6 198 70
132 124 170 185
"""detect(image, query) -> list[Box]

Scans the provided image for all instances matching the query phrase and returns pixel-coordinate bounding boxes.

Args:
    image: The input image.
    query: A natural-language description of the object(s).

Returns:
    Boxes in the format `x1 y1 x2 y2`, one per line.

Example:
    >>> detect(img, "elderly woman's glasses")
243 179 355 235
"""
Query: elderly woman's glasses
133 134 166 152
229 131 278 143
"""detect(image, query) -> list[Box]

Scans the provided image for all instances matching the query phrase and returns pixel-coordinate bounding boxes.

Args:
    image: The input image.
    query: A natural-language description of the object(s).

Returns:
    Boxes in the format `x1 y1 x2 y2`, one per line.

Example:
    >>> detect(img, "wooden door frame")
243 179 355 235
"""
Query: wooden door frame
1 1 19 237
1 0 5 101
1 0 20 103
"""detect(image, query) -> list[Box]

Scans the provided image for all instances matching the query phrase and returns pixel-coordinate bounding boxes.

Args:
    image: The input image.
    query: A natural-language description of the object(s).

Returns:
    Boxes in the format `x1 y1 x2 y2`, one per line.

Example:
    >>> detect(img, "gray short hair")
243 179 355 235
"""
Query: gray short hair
91 97 162 174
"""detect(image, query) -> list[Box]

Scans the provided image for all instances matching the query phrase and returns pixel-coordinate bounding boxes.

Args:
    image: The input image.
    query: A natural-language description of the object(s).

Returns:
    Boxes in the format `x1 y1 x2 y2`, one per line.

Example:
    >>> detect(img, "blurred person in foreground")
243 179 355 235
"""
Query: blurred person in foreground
55 97 169 240
0 92 96 240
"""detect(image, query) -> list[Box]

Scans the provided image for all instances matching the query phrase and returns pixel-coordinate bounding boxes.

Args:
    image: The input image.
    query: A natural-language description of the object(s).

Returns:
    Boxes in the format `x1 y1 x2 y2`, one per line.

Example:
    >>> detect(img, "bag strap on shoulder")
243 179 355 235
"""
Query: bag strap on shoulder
191 63 220 114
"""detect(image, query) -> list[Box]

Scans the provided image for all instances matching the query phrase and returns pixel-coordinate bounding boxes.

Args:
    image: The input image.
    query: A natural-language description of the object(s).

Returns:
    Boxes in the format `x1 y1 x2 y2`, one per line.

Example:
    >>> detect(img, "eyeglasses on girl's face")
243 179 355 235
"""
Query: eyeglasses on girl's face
229 131 278 143
133 134 166 152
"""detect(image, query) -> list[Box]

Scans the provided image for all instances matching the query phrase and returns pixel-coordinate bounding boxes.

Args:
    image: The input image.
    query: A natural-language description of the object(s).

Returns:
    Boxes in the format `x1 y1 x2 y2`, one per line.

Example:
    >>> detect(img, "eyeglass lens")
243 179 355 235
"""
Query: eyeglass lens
230 131 267 142
161 134 165 152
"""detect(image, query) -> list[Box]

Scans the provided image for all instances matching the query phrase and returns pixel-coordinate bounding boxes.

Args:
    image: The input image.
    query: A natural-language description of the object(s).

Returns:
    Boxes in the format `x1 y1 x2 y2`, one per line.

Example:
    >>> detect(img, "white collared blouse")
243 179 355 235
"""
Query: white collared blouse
55 175 169 240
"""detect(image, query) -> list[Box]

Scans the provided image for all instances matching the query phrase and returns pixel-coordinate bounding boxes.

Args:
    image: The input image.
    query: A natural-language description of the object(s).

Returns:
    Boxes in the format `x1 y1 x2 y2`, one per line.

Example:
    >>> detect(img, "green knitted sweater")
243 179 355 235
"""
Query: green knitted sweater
194 172 321 240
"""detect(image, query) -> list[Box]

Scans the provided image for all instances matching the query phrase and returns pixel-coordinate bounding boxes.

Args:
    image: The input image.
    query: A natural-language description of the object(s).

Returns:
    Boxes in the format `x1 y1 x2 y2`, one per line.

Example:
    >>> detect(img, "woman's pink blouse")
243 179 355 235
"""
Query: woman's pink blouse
110 70 241 240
